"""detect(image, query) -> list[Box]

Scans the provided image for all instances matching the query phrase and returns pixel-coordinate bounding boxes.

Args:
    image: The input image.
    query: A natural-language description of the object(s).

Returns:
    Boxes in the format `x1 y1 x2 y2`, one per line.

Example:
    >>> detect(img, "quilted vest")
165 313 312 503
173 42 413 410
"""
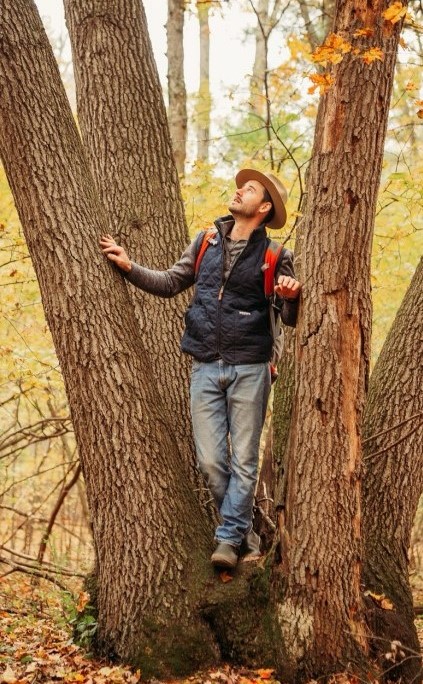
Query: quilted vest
181 222 274 364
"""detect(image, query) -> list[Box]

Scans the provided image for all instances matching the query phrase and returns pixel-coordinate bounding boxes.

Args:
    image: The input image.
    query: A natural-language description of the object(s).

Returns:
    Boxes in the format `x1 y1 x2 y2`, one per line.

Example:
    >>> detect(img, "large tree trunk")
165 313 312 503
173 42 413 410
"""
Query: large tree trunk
63 0 201 488
362 258 423 679
0 1 217 674
167 0 187 175
272 0 405 677
196 0 211 163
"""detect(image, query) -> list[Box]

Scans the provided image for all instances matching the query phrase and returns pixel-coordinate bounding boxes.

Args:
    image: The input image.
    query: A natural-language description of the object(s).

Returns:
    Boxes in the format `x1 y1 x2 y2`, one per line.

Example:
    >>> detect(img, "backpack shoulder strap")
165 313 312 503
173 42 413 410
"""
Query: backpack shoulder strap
263 239 284 297
194 227 218 277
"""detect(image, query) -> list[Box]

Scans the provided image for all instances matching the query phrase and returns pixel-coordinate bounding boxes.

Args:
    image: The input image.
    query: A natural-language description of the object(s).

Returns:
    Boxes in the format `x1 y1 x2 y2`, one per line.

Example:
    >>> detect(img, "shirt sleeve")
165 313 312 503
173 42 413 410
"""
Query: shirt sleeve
123 235 202 298
275 247 300 328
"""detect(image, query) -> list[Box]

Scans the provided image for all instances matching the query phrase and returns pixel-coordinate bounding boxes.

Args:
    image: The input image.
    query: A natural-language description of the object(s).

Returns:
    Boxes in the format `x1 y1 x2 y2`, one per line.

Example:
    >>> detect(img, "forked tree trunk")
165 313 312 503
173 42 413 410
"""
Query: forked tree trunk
272 0 405 677
167 0 188 175
0 1 216 674
63 0 202 489
362 258 423 679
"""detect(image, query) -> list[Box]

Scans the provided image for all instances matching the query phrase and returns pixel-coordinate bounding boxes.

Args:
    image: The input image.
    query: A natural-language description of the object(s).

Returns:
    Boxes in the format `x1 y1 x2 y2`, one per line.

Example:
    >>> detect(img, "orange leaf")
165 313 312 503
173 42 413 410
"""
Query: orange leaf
382 1 408 23
311 32 351 66
405 81 416 90
417 109 423 119
308 72 335 95
76 591 90 613
219 571 233 583
360 47 384 64
256 669 275 679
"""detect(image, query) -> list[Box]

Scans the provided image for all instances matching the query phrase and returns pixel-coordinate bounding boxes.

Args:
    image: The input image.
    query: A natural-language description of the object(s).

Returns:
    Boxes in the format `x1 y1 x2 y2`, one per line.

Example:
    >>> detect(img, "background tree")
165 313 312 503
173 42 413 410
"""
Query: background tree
167 0 188 175
196 0 212 163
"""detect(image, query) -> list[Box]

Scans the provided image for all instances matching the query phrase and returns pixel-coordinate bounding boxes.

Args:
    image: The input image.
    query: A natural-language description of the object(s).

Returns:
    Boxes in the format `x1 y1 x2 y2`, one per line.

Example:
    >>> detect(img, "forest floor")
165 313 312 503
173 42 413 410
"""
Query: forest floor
1 573 423 684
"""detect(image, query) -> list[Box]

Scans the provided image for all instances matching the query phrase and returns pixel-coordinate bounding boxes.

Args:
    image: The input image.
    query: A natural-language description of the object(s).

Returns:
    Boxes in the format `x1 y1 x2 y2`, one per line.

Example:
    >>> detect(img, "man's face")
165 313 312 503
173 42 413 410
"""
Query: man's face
228 179 270 221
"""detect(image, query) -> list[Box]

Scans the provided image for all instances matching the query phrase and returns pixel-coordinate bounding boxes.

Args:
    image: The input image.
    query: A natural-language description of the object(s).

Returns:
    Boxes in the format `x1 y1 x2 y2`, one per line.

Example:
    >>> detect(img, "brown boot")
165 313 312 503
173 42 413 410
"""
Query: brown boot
211 542 239 568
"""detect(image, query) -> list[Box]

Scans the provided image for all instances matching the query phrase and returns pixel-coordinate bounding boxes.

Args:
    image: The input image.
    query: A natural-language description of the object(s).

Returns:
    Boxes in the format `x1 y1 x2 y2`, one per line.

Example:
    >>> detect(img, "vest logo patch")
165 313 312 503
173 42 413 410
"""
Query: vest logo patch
238 311 251 316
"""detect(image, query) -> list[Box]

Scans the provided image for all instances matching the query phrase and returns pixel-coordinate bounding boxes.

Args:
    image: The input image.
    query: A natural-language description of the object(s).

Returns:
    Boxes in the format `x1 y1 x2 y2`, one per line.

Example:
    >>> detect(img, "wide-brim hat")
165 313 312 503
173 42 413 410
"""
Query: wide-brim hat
235 168 288 229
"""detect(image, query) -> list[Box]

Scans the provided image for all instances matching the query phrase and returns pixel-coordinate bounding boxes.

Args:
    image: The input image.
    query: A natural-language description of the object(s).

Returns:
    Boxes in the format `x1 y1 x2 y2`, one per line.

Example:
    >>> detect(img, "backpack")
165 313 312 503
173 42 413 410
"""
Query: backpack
194 228 285 381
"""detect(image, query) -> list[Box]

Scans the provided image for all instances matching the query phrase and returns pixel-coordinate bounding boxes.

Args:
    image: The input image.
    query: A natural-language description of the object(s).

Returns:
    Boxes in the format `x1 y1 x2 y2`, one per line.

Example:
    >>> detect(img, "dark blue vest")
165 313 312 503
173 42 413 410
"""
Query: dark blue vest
181 220 273 364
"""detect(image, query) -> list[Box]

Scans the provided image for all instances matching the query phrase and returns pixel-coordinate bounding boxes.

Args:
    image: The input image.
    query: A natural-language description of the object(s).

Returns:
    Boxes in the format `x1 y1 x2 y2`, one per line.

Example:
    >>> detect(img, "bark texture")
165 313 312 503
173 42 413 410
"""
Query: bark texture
167 0 187 175
63 0 202 490
273 0 404 677
363 258 423 679
196 0 211 163
0 1 216 673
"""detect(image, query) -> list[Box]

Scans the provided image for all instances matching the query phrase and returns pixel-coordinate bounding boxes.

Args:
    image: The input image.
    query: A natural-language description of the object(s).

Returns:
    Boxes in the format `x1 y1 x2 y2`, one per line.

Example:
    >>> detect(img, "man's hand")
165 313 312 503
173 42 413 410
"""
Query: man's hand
99 234 132 273
274 275 301 300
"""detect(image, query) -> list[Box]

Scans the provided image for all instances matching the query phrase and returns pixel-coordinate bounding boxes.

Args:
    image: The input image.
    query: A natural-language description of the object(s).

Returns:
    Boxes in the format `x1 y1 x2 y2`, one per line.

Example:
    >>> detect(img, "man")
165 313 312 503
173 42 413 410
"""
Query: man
100 169 301 569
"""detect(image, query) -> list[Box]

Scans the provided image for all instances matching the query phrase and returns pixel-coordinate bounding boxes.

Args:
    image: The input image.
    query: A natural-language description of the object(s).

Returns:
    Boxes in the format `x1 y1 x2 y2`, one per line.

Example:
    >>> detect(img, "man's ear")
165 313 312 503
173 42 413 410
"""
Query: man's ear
259 201 272 215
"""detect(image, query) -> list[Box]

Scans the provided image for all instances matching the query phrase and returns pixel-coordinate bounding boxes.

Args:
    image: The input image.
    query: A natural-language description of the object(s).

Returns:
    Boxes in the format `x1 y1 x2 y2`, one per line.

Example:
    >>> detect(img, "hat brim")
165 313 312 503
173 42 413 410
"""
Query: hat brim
235 168 287 229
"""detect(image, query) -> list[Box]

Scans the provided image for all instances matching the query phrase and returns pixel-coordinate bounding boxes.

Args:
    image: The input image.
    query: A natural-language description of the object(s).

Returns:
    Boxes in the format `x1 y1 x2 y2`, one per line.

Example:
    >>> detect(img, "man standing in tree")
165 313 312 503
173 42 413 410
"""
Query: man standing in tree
100 169 301 569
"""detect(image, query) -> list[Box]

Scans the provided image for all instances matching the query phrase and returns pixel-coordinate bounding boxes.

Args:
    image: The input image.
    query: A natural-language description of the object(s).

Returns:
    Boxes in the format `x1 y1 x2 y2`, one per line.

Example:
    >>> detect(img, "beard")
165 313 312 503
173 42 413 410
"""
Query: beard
228 198 257 219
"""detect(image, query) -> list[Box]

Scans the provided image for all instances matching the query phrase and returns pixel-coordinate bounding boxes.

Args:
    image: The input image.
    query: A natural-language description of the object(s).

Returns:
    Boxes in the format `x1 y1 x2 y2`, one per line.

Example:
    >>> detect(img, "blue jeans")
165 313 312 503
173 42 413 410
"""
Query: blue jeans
190 359 271 547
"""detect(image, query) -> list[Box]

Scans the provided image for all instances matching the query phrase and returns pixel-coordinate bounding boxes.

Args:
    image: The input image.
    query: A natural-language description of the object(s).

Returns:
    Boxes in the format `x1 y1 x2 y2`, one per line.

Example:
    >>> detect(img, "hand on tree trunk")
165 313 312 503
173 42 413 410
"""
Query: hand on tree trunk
100 234 132 272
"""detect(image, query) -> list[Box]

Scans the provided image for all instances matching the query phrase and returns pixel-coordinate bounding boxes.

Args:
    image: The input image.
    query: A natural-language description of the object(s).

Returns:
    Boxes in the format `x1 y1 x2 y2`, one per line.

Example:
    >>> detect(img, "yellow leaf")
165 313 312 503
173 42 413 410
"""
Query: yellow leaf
360 47 384 64
308 72 335 95
382 1 408 23
0 665 18 684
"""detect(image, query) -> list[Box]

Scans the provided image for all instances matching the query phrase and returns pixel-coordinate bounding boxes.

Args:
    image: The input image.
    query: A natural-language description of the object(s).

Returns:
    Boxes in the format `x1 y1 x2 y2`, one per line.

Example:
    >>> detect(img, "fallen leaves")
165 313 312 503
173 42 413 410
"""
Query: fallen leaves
0 577 139 684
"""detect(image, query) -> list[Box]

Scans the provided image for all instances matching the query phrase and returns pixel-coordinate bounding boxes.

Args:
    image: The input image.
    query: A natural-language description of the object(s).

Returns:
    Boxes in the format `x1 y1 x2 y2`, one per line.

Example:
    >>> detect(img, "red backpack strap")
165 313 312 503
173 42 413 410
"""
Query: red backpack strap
194 227 218 277
263 239 284 297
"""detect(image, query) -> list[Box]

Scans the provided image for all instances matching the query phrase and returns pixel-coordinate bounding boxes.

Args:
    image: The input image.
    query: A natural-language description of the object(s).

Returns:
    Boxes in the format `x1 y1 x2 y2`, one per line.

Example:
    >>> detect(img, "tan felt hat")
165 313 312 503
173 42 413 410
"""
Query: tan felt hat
235 168 288 229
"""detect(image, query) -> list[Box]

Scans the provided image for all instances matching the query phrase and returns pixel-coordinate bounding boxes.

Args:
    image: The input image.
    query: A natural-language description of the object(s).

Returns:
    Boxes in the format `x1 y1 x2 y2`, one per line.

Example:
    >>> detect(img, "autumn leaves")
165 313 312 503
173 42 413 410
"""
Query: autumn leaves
308 1 411 95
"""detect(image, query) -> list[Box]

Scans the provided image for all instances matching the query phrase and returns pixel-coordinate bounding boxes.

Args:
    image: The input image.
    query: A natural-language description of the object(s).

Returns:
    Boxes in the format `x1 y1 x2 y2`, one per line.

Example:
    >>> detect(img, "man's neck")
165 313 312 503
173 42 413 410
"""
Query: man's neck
230 217 262 241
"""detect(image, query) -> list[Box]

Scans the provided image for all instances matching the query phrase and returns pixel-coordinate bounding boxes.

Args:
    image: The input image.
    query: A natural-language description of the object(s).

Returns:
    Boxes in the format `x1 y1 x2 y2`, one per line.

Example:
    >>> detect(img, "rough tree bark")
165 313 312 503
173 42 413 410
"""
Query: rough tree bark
196 0 211 163
362 258 423 679
63 0 201 485
0 1 217 675
167 0 188 175
271 0 406 677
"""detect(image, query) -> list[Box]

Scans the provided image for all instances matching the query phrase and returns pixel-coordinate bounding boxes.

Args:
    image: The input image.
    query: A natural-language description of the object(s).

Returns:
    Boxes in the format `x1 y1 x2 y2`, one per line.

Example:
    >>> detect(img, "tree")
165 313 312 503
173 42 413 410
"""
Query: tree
196 0 212 163
1 0 420 681
249 0 284 116
63 0 200 488
270 0 409 677
0 0 217 674
167 0 188 175
362 257 423 679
